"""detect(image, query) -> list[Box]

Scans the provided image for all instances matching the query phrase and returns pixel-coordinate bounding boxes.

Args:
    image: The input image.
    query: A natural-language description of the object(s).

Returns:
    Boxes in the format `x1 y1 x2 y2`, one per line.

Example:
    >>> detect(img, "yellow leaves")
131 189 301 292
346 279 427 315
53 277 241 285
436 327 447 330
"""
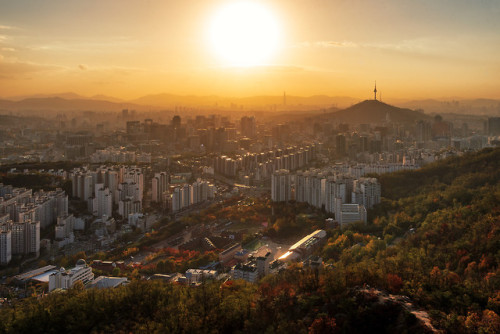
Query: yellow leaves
123 247 139 257
465 310 500 334
332 234 350 249
352 233 370 244
430 266 441 281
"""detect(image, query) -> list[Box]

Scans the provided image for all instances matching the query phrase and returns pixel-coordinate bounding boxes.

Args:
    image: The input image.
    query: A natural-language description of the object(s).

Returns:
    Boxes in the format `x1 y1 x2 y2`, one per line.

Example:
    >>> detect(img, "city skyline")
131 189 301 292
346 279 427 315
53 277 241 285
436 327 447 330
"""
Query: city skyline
1 0 500 100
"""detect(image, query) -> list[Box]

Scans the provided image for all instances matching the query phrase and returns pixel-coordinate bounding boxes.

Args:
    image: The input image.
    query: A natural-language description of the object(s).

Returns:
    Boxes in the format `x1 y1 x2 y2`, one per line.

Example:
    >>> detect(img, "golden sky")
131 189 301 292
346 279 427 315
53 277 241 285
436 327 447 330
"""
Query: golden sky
1 0 499 100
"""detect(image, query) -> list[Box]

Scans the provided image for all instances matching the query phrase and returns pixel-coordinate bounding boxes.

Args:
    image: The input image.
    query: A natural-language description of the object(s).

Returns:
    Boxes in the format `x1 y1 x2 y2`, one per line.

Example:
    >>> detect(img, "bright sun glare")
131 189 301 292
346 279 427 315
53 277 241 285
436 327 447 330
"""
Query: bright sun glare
208 1 280 67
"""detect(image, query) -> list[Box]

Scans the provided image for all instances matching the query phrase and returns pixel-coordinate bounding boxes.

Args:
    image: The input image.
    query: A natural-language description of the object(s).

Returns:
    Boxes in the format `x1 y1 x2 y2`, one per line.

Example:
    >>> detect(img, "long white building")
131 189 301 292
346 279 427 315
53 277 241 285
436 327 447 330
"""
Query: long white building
48 259 94 292
170 179 214 213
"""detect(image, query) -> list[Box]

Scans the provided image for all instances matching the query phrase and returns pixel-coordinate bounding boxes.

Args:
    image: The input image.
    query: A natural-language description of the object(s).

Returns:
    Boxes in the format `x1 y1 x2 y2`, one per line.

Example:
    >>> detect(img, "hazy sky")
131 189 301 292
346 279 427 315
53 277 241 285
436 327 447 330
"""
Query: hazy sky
1 0 499 99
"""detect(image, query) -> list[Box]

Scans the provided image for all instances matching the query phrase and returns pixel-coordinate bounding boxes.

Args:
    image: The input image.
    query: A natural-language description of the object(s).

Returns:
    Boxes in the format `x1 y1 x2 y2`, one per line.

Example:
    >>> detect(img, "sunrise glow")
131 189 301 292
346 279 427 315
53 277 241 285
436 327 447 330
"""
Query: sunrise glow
208 1 280 67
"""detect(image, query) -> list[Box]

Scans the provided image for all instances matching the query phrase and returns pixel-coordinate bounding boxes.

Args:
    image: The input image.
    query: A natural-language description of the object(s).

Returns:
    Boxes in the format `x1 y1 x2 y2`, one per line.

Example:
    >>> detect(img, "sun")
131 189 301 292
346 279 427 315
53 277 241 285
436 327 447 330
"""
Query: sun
208 1 281 67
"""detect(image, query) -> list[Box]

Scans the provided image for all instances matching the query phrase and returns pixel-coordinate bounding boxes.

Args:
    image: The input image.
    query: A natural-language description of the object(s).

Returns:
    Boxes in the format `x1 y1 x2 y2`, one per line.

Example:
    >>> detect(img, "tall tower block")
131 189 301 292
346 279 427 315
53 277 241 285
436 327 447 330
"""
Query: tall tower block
374 81 377 101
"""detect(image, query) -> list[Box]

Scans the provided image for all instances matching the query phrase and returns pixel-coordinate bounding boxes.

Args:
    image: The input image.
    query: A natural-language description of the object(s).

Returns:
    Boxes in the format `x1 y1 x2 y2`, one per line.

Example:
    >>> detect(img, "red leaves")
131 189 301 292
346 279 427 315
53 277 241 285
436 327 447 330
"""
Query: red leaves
386 273 403 294
308 316 337 334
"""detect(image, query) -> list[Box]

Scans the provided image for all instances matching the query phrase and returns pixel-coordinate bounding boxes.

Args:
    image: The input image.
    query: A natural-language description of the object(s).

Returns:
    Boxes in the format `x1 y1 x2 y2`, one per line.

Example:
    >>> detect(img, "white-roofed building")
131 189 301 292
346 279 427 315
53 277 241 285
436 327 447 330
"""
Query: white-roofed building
48 259 94 292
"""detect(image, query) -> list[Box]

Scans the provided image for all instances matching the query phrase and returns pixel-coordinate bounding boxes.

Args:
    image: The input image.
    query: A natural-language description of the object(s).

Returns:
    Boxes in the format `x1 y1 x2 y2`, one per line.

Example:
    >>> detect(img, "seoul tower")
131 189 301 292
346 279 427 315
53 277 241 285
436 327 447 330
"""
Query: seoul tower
374 81 377 101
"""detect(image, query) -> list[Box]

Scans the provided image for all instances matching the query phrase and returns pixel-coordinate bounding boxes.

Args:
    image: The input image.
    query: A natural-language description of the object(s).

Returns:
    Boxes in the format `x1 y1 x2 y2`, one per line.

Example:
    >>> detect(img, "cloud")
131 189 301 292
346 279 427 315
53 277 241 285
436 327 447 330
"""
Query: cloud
295 38 441 52
316 41 359 48
294 38 458 62
78 64 88 70
1 47 15 52
295 40 358 48
258 65 305 73
0 59 63 79
212 64 305 73
0 25 17 30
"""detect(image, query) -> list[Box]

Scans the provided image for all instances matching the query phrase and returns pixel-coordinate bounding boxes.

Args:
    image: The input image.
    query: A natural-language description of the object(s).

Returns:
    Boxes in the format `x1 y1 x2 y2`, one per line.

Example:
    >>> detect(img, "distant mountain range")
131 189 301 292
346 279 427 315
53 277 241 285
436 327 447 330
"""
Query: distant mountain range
0 97 142 113
0 92 498 116
399 98 500 116
130 93 359 109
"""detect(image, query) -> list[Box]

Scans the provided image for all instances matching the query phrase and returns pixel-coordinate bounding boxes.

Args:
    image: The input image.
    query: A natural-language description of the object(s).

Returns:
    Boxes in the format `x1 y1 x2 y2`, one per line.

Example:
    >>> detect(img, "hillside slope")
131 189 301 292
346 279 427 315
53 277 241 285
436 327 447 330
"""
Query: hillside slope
321 99 431 124
0 148 499 333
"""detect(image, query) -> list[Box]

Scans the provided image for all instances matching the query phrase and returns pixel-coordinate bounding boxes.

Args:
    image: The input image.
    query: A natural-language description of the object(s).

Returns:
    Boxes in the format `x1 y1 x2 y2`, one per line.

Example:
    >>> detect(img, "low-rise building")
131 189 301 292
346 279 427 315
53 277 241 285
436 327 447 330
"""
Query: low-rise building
231 262 259 283
87 276 128 289
185 269 217 284
219 243 242 264
48 259 94 292
335 201 367 228
279 230 327 262
231 252 273 283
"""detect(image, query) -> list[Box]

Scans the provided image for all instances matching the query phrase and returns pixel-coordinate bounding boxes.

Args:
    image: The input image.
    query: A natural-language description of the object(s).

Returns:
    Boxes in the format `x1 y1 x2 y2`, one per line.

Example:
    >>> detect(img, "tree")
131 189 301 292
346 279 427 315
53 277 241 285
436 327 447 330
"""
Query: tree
112 267 121 277
386 273 403 293
309 315 337 334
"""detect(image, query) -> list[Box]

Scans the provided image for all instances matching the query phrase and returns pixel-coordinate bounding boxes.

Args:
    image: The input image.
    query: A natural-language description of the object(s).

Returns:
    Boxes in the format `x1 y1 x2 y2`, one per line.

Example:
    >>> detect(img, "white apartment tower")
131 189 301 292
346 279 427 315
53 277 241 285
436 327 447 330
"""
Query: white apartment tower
171 187 182 213
94 186 112 218
152 172 168 203
310 173 325 209
271 169 292 202
0 230 12 265
10 220 40 256
181 184 191 209
352 178 381 209
123 169 143 202
325 178 347 214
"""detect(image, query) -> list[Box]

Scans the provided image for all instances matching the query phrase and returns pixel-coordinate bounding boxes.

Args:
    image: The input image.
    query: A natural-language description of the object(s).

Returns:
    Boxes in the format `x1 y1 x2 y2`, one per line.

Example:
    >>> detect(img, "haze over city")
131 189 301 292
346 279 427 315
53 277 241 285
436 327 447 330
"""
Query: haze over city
1 0 500 100
1 1 500 333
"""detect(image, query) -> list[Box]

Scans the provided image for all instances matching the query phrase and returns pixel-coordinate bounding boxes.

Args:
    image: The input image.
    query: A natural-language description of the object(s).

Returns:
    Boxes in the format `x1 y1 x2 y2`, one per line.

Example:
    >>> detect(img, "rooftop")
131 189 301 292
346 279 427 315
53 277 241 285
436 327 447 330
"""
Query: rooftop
88 276 128 289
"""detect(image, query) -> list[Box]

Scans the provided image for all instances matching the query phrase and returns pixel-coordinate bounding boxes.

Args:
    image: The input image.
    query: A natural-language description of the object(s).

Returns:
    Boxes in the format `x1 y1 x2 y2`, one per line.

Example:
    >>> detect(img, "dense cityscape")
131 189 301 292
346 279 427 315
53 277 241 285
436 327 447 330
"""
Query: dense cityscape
1 89 499 331
1 0 500 332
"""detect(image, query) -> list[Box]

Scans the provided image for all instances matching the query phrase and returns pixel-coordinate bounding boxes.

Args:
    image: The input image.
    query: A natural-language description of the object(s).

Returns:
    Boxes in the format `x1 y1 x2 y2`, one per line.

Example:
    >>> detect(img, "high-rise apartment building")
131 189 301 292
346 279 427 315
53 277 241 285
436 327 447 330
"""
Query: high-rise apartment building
152 172 168 203
352 178 381 209
271 169 292 202
0 230 12 265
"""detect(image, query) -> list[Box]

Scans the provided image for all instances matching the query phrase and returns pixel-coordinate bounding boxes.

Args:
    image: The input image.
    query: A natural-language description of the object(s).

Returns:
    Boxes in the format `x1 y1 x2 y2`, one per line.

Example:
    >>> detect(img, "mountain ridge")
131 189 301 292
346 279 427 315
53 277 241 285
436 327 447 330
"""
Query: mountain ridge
0 92 498 115
318 99 432 124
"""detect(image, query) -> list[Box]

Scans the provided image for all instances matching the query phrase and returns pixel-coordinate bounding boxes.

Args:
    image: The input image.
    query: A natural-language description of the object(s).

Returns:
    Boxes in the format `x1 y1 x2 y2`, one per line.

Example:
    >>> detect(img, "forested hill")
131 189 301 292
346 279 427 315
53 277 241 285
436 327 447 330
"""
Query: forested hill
377 148 500 201
0 148 499 333
355 147 500 332
319 99 431 124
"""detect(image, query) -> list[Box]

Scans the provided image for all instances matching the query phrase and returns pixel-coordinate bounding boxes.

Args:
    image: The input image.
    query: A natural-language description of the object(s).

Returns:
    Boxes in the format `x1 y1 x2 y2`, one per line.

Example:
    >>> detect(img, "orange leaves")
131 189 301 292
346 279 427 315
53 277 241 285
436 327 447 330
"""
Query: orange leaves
308 315 337 334
465 310 500 334
352 233 371 244
464 262 478 278
429 266 461 287
479 254 493 272
122 247 139 257
446 271 460 285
